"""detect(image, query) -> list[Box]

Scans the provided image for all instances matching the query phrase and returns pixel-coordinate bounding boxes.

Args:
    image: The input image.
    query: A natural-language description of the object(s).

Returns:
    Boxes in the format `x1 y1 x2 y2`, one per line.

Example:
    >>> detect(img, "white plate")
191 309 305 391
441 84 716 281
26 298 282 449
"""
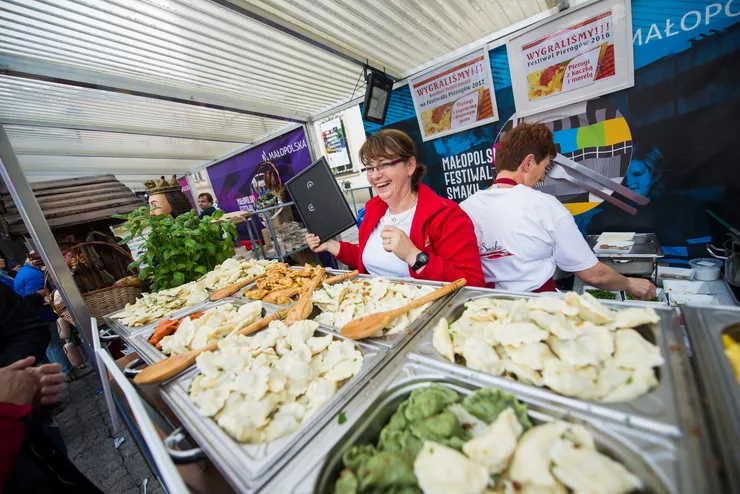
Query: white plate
655 266 695 282
597 232 636 243
593 240 635 254
663 280 712 294
668 292 718 307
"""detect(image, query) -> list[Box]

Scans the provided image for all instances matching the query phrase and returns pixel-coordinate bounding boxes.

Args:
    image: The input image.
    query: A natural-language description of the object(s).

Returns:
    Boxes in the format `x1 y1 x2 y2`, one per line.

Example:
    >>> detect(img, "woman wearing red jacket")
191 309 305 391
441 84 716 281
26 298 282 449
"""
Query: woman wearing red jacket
307 129 484 287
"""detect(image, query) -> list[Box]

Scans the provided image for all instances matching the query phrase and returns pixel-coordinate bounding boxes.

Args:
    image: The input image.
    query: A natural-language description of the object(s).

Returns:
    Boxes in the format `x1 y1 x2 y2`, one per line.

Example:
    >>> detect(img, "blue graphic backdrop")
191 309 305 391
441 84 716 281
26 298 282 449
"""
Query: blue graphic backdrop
362 0 740 266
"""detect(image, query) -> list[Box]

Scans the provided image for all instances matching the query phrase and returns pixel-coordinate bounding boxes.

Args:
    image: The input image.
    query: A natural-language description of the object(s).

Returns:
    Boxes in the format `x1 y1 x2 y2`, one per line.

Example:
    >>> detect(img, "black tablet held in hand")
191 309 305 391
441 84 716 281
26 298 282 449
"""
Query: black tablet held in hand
285 157 356 243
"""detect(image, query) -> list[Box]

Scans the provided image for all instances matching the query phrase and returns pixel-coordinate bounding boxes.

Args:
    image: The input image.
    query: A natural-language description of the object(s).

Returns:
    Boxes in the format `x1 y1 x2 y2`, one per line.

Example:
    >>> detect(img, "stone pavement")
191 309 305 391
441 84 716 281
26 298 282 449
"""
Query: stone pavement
54 370 166 494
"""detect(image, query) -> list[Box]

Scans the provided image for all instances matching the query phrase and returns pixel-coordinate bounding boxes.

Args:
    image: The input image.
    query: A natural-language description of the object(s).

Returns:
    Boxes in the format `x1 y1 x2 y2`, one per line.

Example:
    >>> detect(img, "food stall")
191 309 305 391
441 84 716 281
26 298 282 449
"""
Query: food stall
1 0 739 493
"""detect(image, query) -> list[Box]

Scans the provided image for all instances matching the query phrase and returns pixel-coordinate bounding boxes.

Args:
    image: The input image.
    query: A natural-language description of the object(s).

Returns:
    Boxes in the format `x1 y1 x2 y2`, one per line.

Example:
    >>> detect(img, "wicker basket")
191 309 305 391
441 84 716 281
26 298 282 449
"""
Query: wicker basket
47 241 142 326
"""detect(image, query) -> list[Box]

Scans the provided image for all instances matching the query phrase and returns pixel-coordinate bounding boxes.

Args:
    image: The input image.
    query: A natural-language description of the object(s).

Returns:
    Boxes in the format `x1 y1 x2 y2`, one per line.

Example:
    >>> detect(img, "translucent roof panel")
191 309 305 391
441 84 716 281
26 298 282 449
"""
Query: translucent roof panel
232 0 553 77
0 75 290 142
0 0 363 114
5 126 245 160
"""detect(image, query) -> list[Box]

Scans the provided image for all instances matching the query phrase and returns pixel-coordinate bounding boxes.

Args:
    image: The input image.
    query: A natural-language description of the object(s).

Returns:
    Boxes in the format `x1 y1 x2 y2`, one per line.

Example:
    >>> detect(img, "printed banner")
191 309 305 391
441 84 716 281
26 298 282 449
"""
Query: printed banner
320 117 350 168
410 48 498 142
508 0 633 117
207 127 311 213
178 176 196 209
523 11 615 101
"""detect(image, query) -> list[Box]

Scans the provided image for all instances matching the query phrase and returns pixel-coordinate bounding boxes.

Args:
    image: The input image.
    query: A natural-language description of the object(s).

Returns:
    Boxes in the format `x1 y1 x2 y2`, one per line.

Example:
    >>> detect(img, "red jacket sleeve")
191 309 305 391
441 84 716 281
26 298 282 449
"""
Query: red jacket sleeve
335 241 361 270
0 402 31 491
410 204 485 287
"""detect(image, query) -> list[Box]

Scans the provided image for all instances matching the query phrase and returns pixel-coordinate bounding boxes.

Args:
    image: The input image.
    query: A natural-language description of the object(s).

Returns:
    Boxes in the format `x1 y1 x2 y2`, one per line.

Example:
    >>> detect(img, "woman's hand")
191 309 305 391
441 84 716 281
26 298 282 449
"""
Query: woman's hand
626 278 657 300
26 363 67 406
306 234 340 256
380 227 422 266
0 357 39 406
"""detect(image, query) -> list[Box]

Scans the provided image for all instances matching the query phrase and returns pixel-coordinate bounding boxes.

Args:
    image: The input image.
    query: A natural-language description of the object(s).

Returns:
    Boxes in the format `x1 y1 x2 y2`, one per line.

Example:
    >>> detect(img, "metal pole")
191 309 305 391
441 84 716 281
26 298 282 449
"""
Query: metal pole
0 125 96 367
304 122 322 162
91 317 122 434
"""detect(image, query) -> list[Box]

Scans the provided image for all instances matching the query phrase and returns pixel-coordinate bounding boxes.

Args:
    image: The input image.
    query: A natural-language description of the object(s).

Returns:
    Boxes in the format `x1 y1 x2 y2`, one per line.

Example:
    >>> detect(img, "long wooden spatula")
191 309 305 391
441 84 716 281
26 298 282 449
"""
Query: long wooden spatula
210 273 267 301
134 307 289 385
285 267 325 326
340 278 467 340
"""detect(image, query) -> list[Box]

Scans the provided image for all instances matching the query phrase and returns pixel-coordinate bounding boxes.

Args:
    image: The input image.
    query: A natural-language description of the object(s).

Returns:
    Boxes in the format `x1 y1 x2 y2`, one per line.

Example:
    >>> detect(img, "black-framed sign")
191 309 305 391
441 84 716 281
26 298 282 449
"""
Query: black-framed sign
285 156 357 243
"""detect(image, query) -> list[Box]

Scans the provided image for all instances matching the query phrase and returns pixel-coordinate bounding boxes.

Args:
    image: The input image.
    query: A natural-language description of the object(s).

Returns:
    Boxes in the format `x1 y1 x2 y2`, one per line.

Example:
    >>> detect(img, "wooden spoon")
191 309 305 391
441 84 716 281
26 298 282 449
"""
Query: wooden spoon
323 270 359 285
285 267 325 326
340 278 467 340
210 273 267 301
133 307 290 385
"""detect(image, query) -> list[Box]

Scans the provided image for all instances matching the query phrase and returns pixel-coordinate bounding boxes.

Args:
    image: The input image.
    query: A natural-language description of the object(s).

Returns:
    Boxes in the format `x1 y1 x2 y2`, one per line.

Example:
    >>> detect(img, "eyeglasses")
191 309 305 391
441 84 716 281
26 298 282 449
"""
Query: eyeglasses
361 158 405 174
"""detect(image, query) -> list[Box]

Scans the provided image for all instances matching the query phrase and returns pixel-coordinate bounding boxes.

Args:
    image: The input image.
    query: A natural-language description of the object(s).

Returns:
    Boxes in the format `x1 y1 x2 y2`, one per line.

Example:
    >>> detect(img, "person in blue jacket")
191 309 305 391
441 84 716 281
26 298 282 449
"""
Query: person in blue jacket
13 254 46 297
14 253 72 377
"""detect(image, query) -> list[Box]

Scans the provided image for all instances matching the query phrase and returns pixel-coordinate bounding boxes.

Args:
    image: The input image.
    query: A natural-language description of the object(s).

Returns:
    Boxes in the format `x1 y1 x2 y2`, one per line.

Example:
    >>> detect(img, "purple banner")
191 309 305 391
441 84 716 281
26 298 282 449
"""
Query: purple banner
207 127 312 213
178 176 197 209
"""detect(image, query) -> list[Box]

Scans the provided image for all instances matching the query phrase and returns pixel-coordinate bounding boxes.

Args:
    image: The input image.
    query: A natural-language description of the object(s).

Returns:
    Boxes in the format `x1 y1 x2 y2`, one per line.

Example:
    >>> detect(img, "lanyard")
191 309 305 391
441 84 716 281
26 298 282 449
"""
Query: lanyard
492 177 518 188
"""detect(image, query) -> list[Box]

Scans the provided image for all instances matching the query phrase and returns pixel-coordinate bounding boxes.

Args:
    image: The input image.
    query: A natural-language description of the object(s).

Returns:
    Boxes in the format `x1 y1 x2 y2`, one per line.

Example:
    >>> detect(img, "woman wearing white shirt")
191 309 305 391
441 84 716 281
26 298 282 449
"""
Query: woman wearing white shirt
306 129 484 286
461 122 656 299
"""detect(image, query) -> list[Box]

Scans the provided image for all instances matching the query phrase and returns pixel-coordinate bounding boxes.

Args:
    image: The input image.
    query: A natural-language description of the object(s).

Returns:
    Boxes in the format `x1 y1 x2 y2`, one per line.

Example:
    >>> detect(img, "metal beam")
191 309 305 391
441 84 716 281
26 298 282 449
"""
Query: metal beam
0 54 311 122
0 124 96 366
0 118 248 143
212 0 400 79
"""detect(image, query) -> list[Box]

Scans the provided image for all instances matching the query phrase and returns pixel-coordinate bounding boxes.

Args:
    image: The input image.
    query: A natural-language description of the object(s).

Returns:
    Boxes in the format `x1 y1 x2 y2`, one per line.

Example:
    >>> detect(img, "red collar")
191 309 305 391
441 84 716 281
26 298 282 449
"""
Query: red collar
493 177 518 187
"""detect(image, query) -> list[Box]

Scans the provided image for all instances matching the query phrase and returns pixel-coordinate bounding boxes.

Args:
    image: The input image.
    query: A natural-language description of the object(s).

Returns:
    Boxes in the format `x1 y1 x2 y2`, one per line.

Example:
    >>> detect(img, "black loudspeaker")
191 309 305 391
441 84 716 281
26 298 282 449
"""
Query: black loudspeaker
285 157 357 243
362 70 393 125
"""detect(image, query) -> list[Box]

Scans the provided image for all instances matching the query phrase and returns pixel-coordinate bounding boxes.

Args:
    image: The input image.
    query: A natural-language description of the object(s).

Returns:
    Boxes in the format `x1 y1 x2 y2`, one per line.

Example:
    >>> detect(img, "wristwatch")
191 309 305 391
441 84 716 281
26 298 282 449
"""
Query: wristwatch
411 252 430 271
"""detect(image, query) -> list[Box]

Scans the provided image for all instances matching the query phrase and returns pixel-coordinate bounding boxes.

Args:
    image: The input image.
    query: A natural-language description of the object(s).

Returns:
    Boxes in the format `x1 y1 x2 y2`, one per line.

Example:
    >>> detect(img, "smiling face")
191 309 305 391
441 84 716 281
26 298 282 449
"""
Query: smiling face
367 156 415 205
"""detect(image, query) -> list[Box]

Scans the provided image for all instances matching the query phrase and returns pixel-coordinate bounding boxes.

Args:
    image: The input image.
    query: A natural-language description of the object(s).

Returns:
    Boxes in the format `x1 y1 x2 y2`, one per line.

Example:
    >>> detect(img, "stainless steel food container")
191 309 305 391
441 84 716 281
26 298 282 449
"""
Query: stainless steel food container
409 288 695 437
274 357 716 494
159 328 388 493
103 298 211 341
587 233 664 276
128 298 279 365
309 275 452 349
681 304 740 493
234 267 346 304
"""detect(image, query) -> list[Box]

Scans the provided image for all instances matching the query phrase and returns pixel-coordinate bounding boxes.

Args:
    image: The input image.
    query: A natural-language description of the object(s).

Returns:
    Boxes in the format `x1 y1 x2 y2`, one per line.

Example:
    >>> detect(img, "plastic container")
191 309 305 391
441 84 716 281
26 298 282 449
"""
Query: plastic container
689 258 723 281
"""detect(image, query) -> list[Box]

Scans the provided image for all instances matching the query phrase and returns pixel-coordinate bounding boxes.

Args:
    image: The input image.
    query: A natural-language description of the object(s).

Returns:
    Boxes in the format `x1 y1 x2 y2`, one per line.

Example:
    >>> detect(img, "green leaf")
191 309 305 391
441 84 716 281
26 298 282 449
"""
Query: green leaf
171 272 185 287
212 209 225 219
206 243 217 256
193 265 208 275
184 238 197 250
338 412 347 424
128 259 142 271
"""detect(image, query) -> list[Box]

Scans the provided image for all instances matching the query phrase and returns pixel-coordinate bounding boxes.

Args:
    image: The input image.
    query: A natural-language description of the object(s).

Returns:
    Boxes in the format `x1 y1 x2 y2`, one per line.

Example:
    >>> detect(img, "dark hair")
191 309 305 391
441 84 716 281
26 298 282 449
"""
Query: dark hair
495 122 558 172
164 191 193 218
198 192 214 204
360 129 426 192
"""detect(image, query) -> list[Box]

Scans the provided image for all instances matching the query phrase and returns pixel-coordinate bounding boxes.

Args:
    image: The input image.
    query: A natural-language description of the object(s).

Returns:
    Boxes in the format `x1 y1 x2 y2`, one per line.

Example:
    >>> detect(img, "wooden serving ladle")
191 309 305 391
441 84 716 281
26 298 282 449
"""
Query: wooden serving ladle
340 278 467 340
133 307 290 385
284 269 360 325
285 267 325 326
209 273 267 301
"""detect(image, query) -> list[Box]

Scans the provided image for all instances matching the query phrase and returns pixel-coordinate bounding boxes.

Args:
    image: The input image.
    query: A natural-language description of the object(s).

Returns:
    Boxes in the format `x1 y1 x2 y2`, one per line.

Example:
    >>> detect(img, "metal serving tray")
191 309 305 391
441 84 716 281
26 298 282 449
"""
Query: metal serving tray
680 304 740 493
587 233 664 276
102 298 211 341
159 327 388 493
408 288 695 437
233 266 347 304
128 298 279 365
274 357 716 494
308 275 452 349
